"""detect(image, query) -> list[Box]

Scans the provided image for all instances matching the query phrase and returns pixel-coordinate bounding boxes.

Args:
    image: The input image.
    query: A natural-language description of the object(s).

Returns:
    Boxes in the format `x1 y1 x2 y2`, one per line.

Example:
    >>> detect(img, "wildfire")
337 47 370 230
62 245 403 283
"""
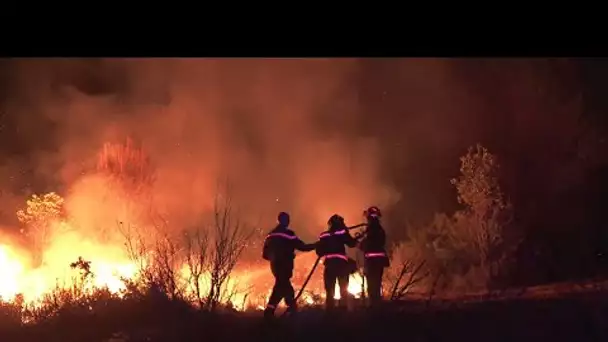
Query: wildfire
336 273 366 300
0 240 367 308
1 181 374 317
0 230 371 315
0 235 138 305
0 245 25 301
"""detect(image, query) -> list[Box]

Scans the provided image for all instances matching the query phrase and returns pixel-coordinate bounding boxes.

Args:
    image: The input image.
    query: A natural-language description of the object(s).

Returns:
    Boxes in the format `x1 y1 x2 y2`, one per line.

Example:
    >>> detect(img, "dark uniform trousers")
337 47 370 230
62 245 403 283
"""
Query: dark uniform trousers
267 260 295 309
323 257 350 310
364 257 386 306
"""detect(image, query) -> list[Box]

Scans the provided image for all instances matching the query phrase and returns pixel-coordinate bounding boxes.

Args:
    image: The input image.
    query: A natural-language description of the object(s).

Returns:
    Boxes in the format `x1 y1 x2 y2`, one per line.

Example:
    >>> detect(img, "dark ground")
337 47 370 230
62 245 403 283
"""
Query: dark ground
2 291 607 342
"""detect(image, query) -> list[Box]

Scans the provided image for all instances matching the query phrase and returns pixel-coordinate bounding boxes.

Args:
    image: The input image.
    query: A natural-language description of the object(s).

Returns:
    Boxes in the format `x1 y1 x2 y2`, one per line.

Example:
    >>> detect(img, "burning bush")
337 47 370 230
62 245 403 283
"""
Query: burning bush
97 138 155 194
119 185 254 312
16 192 67 265
96 138 156 226
5 137 413 321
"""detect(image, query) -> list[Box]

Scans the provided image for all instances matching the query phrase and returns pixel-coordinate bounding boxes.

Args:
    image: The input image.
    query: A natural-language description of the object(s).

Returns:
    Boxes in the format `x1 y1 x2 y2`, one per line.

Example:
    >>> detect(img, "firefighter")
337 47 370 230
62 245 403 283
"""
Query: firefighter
356 206 390 307
262 211 316 319
316 214 359 311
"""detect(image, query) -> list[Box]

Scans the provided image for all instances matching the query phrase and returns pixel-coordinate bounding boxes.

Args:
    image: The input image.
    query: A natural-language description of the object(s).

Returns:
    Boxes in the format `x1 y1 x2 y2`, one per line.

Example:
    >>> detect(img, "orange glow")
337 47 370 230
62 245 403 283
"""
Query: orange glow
0 59 406 318
0 228 369 314
334 273 366 300
0 228 138 305
0 171 376 317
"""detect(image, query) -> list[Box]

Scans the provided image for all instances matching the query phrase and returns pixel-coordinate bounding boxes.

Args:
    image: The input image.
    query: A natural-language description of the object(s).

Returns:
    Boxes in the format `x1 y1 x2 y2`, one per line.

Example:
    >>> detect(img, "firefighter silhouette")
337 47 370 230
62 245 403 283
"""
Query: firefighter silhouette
316 214 358 311
262 211 316 318
358 206 389 307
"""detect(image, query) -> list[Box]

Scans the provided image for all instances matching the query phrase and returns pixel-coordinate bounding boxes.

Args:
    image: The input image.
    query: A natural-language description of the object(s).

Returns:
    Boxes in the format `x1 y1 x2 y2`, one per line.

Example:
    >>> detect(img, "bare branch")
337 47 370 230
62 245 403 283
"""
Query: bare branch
204 184 254 311
184 227 210 307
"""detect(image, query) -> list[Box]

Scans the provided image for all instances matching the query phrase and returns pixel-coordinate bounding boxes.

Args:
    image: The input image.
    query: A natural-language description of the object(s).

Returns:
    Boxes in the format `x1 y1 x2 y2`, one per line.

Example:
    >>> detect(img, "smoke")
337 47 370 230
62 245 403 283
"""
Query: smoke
1 58 600 302
0 58 399 240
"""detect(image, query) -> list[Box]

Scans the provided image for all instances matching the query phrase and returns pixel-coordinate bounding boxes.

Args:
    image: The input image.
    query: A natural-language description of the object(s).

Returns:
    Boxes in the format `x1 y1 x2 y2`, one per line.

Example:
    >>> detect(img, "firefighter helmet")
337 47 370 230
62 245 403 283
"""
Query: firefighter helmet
364 206 382 218
327 214 345 229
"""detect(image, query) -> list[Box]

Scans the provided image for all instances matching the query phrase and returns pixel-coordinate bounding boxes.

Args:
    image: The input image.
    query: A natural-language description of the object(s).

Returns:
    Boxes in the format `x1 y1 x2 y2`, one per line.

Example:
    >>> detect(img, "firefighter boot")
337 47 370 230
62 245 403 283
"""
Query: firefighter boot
285 305 298 317
263 305 276 319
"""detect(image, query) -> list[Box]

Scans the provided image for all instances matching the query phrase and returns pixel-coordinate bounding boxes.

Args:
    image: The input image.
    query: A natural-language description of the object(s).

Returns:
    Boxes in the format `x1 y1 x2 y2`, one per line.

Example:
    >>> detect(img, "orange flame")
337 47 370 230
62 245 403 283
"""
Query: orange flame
3 182 373 315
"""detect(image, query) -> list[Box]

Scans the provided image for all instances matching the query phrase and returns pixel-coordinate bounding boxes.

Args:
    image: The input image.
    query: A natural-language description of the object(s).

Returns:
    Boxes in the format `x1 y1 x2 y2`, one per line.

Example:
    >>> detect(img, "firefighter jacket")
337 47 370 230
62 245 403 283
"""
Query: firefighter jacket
263 225 315 267
316 227 358 262
359 222 390 267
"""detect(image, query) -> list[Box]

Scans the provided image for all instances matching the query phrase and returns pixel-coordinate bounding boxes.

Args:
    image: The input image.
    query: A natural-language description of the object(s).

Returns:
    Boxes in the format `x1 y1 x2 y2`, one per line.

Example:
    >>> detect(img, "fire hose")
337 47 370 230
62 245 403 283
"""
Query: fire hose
280 223 367 317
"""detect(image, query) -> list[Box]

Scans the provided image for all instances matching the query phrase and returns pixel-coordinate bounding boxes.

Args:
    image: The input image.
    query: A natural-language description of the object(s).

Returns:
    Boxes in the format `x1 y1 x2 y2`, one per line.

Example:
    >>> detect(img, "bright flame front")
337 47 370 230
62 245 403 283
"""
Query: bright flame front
334 273 366 300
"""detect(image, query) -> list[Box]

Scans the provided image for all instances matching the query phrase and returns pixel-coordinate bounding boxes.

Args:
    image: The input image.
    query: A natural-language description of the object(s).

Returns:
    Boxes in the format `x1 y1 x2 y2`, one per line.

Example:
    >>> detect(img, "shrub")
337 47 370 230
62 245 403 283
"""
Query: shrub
16 192 66 265
203 187 253 311
385 240 429 300
403 144 520 295
119 183 253 312
450 144 519 290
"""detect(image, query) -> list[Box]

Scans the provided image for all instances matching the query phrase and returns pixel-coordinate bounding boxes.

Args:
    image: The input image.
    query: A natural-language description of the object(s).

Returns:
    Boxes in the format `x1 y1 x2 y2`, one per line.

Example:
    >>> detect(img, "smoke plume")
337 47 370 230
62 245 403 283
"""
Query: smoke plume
0 58 399 241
